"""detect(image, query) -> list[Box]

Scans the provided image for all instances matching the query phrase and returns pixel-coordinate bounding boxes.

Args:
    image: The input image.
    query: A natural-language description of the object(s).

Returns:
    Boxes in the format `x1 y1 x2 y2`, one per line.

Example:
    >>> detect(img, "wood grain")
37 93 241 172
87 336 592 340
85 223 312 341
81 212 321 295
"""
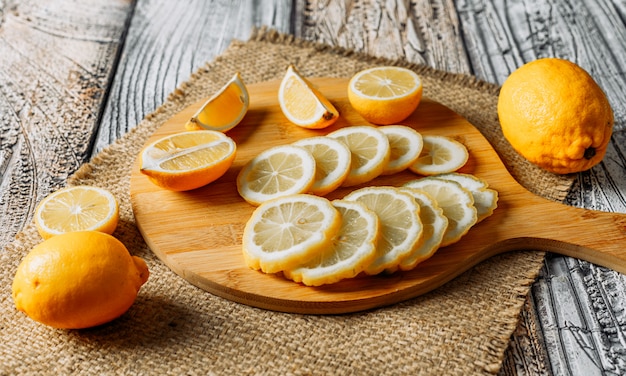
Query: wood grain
302 1 626 373
130 77 626 314
90 0 295 157
1 0 624 373
0 0 131 249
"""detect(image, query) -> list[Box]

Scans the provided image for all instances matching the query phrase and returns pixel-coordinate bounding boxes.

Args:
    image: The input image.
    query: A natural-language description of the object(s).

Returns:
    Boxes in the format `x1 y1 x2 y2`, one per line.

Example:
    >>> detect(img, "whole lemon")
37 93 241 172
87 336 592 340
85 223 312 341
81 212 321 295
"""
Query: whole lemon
497 58 614 174
12 231 149 329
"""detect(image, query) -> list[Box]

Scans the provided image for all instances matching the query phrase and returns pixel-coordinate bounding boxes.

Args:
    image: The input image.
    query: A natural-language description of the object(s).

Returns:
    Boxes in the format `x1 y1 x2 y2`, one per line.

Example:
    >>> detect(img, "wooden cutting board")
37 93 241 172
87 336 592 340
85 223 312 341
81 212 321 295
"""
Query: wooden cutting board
130 77 626 314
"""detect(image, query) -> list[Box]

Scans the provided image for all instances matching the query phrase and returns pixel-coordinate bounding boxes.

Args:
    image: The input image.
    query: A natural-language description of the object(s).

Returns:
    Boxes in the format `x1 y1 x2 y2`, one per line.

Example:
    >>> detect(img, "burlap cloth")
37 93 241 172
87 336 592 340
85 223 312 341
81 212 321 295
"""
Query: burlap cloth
0 29 574 375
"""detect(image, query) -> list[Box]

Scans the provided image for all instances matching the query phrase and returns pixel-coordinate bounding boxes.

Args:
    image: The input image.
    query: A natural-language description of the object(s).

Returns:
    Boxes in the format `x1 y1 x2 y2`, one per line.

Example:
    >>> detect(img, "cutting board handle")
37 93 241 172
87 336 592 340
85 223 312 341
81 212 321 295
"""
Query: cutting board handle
488 191 626 274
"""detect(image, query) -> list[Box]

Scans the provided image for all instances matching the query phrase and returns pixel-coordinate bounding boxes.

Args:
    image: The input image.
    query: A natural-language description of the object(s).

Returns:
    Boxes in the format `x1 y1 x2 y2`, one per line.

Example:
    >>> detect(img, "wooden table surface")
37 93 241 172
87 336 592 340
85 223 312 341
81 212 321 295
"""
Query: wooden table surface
1 1 625 374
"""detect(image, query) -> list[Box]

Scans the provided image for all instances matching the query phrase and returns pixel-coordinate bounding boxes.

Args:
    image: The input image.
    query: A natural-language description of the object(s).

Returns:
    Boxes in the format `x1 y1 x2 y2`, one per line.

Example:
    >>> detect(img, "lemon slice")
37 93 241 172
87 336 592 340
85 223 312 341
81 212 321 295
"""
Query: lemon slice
327 126 391 187
379 125 423 175
409 135 469 175
34 186 119 240
140 130 236 191
242 194 342 274
404 178 477 247
278 65 339 129
284 199 380 286
292 136 351 196
432 173 499 222
347 66 423 125
185 72 249 132
344 186 423 275
236 144 316 206
396 188 448 271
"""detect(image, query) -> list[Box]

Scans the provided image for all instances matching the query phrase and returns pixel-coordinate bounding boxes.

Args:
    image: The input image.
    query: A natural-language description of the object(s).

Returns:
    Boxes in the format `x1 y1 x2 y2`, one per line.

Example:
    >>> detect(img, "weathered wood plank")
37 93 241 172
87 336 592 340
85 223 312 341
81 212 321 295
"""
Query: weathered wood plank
90 0 295 156
0 0 132 248
301 0 471 74
300 1 626 375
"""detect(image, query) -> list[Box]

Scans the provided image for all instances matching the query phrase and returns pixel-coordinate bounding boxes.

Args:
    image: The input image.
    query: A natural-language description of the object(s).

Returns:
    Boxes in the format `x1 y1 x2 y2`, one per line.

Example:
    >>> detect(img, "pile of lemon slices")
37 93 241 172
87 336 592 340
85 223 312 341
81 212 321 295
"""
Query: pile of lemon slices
243 171 498 286
236 124 470 205
238 121 498 286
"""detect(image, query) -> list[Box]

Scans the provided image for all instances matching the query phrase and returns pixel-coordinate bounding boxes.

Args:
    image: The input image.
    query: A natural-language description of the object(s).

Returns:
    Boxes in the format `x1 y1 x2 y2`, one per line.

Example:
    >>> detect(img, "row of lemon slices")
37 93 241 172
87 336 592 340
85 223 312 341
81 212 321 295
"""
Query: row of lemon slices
237 124 469 205
243 172 498 286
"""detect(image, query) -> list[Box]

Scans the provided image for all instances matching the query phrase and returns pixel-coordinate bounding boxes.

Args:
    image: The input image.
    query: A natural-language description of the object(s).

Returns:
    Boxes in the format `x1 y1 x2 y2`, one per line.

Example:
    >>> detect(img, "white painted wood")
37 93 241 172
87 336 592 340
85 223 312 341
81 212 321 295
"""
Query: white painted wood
90 0 294 155
0 0 131 247
2 0 625 374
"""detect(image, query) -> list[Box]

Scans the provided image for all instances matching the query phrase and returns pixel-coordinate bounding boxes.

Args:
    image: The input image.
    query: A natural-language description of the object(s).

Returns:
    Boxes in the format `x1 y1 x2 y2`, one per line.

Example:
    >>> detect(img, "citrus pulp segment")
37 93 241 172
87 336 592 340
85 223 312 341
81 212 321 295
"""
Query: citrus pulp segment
236 144 317 206
278 65 339 129
404 178 477 247
432 173 498 222
347 66 423 124
292 136 352 196
34 185 119 239
343 186 423 275
396 188 448 271
284 199 380 286
327 125 391 187
185 72 249 132
140 130 236 191
379 125 423 175
242 194 342 274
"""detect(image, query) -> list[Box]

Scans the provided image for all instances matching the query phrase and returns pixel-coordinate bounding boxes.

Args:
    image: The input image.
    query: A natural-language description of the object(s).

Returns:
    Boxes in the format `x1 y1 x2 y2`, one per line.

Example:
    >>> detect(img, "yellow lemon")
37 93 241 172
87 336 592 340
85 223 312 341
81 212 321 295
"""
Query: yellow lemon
140 130 236 191
242 194 342 274
34 186 119 240
348 66 422 125
12 231 149 329
185 72 249 132
497 58 614 174
278 65 339 129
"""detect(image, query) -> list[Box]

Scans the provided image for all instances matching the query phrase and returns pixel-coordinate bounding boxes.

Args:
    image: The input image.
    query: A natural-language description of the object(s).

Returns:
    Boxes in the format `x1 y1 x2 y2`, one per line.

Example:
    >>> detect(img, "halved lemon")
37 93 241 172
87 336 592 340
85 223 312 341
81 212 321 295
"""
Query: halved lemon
34 186 119 239
185 72 249 132
284 199 380 286
293 136 351 196
236 144 316 206
396 188 448 271
140 130 236 191
348 66 423 125
431 173 498 223
278 65 339 129
327 125 391 187
242 194 342 274
404 178 477 247
379 125 423 175
344 186 423 275
409 135 469 175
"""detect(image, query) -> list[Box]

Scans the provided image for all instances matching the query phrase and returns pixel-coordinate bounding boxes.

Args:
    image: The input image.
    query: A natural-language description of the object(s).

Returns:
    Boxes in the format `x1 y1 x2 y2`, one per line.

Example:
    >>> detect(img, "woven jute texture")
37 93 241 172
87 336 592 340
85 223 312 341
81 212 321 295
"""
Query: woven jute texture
0 29 574 375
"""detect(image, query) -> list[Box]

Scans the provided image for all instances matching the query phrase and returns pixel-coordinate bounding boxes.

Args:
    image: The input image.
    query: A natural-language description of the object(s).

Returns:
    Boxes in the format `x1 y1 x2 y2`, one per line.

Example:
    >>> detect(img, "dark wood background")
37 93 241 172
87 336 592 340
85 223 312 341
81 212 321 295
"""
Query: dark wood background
2 1 625 374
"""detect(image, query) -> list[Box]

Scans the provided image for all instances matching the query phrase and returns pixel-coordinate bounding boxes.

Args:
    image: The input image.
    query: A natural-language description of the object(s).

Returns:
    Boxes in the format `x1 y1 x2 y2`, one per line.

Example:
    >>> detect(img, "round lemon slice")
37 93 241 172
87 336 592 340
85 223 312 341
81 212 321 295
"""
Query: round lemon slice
344 186 423 275
432 173 499 223
293 136 351 196
404 178 477 247
140 130 236 191
278 65 339 129
185 72 249 132
379 125 423 175
409 135 469 175
284 199 380 286
236 144 316 206
348 66 423 125
396 188 448 271
327 126 391 187
242 194 342 274
34 186 119 239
